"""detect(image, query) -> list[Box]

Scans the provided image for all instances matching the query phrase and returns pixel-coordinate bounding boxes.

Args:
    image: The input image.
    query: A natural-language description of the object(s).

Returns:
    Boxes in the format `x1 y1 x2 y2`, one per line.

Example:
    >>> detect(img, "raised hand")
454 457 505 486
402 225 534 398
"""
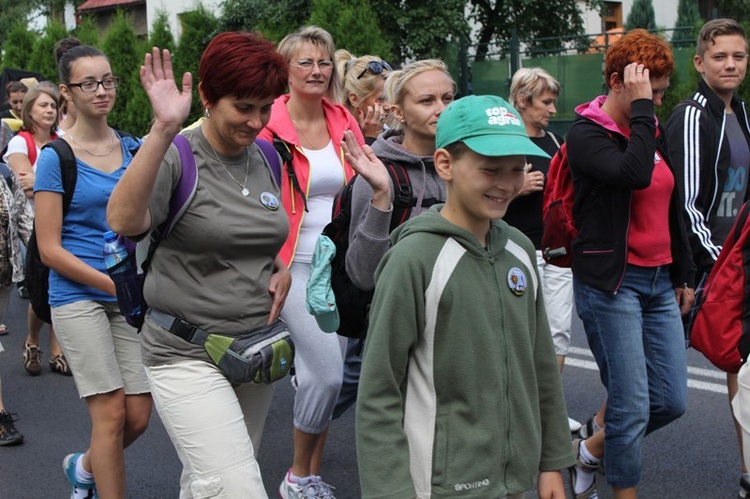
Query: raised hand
140 47 193 130
518 167 545 196
622 62 653 103
358 101 386 139
341 130 391 210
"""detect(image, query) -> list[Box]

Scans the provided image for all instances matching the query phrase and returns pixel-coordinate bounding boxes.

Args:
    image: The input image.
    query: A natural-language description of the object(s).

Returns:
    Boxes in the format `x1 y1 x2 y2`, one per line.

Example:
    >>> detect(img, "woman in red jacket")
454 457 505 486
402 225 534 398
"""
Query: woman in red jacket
257 25 364 498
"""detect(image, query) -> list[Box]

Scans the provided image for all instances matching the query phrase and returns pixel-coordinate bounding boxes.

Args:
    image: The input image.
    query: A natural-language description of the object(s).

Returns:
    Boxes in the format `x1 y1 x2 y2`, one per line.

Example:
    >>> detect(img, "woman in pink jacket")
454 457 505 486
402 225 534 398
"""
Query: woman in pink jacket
257 25 364 499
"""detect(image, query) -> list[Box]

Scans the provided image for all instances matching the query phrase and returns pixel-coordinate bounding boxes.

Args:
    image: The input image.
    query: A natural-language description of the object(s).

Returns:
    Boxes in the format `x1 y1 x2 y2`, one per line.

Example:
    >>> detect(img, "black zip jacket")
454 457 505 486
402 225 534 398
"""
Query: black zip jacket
665 79 750 276
567 97 695 293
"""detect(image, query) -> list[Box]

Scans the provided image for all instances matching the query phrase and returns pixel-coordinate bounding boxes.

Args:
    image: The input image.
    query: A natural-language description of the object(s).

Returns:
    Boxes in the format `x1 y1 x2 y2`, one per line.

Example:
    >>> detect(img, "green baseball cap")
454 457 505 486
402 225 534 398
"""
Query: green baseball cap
436 95 549 159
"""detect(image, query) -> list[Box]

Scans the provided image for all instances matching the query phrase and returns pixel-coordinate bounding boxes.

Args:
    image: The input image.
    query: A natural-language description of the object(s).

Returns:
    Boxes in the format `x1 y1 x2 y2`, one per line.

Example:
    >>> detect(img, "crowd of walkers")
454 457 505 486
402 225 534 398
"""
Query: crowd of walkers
0 16 748 499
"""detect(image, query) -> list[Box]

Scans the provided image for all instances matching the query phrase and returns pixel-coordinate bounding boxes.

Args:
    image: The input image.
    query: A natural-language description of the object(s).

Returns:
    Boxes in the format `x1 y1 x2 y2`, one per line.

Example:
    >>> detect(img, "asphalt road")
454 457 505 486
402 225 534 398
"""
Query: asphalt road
0 288 742 498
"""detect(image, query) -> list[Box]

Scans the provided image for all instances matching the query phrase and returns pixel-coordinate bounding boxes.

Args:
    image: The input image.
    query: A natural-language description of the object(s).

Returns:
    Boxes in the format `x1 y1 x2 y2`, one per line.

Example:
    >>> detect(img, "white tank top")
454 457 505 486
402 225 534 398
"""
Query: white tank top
295 140 345 263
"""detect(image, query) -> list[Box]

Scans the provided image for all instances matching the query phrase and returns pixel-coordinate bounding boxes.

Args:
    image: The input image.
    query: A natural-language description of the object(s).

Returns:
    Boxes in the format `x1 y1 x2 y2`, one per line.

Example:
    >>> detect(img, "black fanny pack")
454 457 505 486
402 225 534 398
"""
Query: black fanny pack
149 310 295 384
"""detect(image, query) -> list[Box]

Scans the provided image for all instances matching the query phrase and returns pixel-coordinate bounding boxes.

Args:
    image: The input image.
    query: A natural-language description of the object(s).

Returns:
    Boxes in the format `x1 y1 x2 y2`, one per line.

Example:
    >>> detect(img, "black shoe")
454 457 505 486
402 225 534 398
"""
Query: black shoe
739 475 750 499
17 282 28 299
0 410 24 446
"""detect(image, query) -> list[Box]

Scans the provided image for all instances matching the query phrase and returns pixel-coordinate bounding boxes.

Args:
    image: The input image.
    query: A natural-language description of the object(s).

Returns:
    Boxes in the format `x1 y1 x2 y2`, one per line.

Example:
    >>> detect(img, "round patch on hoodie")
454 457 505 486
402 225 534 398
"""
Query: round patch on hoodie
507 267 527 296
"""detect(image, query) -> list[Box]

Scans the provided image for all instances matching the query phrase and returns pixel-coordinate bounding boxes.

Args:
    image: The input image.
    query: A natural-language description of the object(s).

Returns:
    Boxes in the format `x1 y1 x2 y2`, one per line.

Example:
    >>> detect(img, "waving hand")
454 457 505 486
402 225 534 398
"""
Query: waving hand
140 47 193 130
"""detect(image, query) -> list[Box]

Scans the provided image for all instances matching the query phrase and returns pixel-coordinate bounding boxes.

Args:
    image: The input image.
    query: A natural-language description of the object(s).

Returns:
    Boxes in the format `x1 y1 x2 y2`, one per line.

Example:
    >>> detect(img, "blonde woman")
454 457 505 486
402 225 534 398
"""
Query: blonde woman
331 60 455 424
335 50 391 142
506 67 580 432
257 26 364 498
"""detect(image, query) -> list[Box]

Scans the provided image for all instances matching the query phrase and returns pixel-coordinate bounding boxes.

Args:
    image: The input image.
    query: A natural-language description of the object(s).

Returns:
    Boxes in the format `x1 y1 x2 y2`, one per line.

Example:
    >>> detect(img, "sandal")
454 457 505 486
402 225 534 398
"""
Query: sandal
568 438 601 499
578 413 603 440
0 324 7 336
22 342 42 376
49 354 72 376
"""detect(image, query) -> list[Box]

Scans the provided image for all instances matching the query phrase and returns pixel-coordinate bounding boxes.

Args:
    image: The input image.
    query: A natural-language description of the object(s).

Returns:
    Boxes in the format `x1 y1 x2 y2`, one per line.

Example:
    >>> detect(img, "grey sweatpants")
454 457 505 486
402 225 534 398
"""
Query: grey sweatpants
281 262 347 434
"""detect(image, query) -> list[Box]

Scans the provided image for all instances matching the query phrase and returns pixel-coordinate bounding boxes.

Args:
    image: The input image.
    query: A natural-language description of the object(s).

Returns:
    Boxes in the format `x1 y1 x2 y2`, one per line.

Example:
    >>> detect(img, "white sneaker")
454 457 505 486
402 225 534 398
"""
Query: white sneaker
279 469 336 499
568 416 582 433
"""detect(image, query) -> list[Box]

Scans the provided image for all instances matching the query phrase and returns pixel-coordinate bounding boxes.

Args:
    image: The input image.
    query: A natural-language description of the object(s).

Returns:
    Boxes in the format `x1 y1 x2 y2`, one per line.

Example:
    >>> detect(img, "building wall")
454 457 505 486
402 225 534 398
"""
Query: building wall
578 0 679 34
146 0 223 39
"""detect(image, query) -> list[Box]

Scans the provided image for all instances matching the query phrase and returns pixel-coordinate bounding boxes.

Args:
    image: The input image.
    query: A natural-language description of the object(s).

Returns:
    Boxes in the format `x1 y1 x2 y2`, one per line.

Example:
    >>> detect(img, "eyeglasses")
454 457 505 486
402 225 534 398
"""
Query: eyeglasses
356 61 392 80
293 60 334 72
67 77 119 93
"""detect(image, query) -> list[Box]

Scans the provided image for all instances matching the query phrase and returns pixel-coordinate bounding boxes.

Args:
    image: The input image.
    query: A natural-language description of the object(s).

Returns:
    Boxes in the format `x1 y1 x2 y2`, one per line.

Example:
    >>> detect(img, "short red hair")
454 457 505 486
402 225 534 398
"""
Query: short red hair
604 29 674 88
199 32 288 105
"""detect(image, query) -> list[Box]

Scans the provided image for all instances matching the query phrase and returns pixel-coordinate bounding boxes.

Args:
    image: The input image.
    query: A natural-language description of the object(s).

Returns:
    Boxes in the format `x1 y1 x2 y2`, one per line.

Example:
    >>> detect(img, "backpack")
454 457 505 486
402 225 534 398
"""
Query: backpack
16 130 58 167
687 200 750 373
26 136 116 324
322 162 439 339
541 142 576 267
26 135 281 326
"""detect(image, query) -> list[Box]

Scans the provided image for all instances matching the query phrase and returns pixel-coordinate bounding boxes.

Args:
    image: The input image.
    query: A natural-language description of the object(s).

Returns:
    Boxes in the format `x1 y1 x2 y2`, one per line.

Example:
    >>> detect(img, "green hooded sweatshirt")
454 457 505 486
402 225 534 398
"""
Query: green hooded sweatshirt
356 206 575 498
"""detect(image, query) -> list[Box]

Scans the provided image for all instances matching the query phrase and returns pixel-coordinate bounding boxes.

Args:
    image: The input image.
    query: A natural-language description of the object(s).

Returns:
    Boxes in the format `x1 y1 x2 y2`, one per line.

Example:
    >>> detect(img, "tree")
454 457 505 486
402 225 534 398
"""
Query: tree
73 15 100 47
373 0 468 62
174 4 219 127
308 0 393 60
101 9 140 131
150 9 176 53
2 20 38 70
716 0 750 20
0 0 38 50
672 0 702 46
626 0 656 31
218 0 310 40
28 19 69 82
468 0 591 62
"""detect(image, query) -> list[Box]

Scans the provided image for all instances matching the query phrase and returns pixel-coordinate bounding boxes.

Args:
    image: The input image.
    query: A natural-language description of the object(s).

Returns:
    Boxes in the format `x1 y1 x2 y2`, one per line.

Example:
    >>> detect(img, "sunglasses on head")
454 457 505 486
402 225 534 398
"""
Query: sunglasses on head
356 60 393 80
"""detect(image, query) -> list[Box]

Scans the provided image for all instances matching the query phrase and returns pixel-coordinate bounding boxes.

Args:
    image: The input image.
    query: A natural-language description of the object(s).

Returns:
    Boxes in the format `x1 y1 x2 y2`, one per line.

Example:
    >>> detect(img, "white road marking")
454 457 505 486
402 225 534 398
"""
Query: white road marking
566 346 728 394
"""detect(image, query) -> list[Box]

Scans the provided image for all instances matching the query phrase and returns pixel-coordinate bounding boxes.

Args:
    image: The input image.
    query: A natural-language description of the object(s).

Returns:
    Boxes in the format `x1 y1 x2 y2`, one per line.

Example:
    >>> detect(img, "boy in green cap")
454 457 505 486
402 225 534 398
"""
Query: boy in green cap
355 94 575 498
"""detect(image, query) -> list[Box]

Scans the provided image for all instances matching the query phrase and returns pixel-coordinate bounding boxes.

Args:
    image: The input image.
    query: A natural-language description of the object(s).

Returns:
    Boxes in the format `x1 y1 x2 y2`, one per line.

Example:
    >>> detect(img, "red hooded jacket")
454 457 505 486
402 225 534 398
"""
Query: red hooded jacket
258 94 364 265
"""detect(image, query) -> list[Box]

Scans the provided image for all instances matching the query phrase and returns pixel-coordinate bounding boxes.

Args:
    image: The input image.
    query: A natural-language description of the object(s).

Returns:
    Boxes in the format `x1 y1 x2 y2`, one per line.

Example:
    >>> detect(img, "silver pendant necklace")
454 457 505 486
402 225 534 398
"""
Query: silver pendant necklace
208 142 250 196
67 129 116 157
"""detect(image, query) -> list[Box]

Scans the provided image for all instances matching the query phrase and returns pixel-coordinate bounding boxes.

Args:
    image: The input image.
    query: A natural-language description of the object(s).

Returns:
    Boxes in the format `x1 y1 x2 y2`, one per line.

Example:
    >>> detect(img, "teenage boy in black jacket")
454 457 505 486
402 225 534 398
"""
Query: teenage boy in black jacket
666 18 750 498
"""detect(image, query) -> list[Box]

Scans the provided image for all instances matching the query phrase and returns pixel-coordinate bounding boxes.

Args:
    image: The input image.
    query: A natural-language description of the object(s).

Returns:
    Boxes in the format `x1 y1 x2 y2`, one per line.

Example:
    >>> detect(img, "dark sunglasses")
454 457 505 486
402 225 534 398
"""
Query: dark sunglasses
356 61 393 80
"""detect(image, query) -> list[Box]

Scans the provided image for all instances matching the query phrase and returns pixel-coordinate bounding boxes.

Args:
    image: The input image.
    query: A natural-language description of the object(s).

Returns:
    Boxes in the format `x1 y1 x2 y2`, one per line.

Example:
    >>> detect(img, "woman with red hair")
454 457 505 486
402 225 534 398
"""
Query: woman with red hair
107 32 290 497
565 30 695 498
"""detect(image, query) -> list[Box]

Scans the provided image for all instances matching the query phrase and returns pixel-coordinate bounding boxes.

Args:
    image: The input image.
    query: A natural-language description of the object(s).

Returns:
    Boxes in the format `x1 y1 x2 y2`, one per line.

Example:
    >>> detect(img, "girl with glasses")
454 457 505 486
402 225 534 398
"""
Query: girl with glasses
34 44 152 499
257 25 364 499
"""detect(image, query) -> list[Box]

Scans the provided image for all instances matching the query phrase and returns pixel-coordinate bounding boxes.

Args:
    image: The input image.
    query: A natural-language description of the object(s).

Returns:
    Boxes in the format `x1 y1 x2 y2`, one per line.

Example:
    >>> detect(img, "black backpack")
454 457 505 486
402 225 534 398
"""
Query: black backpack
26 133 136 324
323 161 439 339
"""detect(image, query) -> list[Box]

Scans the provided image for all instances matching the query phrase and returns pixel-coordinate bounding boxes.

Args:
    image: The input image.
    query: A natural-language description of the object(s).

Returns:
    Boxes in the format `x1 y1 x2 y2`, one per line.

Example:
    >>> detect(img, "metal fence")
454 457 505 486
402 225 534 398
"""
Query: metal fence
456 27 697 131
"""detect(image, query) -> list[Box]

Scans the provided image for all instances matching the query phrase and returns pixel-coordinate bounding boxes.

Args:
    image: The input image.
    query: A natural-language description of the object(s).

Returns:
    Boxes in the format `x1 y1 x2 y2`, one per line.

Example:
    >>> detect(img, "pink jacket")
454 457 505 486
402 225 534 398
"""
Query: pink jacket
258 95 364 265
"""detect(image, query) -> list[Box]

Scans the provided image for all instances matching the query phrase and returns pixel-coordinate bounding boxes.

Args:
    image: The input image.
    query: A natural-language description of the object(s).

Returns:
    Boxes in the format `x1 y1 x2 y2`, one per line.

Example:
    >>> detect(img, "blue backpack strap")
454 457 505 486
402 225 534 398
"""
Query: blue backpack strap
163 134 198 238
255 138 282 187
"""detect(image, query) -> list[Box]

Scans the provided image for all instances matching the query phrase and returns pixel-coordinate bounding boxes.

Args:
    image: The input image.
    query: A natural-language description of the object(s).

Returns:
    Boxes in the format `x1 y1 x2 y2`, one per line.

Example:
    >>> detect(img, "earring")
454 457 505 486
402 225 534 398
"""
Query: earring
400 119 405 123
204 108 211 119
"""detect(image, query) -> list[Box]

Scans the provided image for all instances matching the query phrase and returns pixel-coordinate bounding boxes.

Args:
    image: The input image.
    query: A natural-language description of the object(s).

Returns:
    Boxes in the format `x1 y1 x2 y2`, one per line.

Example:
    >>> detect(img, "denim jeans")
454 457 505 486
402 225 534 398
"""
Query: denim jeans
574 264 687 488
332 336 362 419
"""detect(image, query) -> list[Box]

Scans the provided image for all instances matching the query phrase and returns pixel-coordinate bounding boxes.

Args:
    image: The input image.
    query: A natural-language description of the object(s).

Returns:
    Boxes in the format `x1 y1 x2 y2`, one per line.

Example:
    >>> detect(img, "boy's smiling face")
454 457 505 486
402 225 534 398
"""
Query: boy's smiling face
436 147 526 243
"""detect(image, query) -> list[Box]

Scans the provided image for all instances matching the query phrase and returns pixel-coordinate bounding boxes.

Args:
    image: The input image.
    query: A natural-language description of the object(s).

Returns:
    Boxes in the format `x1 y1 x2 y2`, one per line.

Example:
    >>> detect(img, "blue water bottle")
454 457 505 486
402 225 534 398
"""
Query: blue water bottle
103 230 141 321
